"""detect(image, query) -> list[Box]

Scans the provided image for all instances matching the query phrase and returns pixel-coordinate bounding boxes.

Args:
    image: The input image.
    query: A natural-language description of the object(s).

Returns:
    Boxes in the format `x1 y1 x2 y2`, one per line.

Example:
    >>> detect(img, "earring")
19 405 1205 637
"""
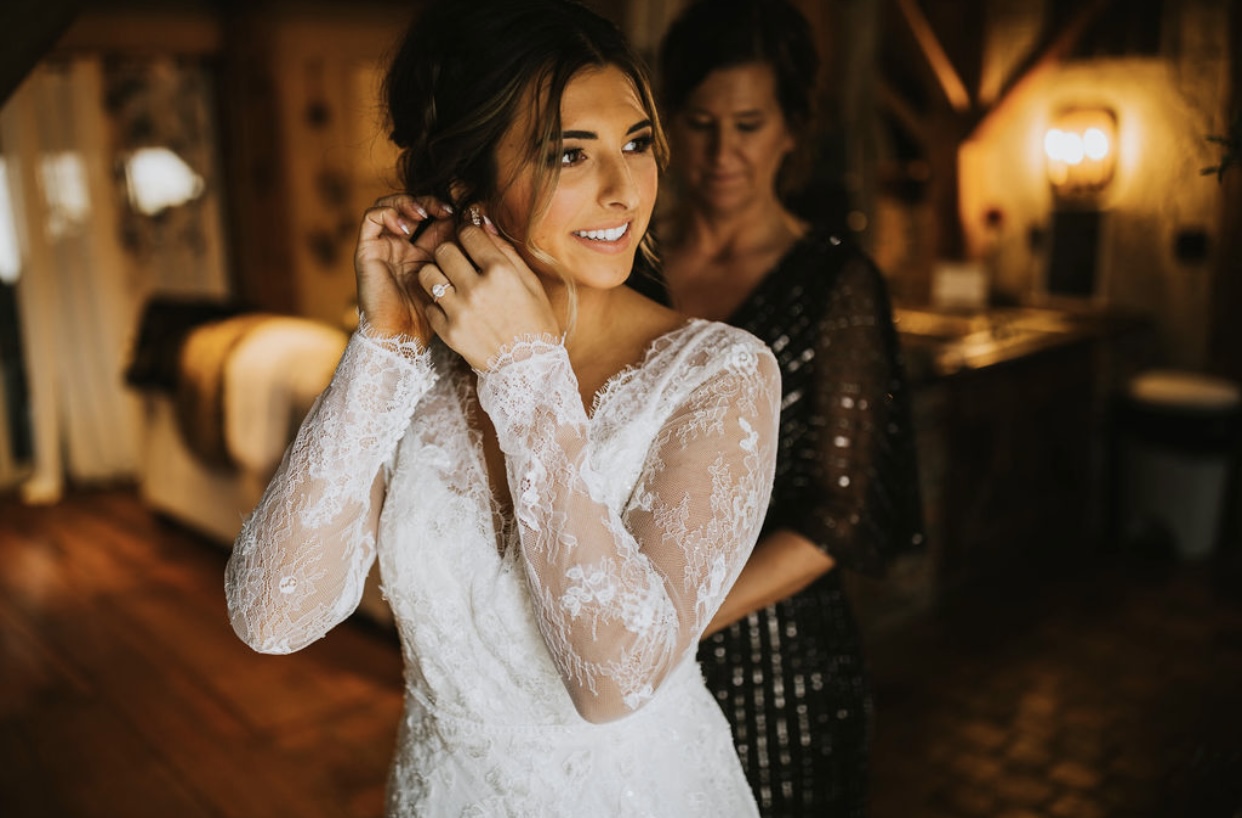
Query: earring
467 205 483 226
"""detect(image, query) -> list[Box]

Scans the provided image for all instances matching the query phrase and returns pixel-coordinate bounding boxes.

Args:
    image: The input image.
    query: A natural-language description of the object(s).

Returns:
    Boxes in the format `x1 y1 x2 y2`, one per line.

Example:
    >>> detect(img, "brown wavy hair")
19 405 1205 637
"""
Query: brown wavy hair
383 0 668 282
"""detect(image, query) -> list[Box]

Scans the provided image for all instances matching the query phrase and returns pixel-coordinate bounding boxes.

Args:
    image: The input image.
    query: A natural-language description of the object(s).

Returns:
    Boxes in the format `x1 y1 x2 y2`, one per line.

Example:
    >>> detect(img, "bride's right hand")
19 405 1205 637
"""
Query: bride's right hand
354 194 457 343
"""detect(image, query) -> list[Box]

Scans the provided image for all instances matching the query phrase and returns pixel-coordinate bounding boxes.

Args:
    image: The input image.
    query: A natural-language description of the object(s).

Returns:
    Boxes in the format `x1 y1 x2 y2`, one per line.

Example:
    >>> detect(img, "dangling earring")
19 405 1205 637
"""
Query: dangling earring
467 204 483 226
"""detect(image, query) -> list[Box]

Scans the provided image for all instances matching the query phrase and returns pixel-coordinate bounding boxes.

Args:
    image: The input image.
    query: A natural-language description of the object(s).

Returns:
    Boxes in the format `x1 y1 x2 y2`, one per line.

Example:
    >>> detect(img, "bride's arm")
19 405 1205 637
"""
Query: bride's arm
225 324 437 654
227 188 449 655
476 333 780 723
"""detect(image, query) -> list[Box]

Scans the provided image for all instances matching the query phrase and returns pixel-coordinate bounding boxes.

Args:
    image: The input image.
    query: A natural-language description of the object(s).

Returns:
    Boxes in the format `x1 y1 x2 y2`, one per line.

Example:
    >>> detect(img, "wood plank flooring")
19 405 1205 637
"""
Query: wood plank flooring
0 488 403 818
5 486 1241 817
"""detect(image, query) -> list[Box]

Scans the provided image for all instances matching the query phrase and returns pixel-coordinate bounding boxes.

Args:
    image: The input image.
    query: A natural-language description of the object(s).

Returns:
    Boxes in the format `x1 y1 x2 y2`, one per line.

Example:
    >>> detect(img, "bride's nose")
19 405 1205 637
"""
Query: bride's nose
597 155 639 210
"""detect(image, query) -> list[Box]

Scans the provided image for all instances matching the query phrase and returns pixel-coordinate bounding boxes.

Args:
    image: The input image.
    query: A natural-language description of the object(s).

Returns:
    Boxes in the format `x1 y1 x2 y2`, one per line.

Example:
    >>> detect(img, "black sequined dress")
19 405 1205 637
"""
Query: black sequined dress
631 226 924 817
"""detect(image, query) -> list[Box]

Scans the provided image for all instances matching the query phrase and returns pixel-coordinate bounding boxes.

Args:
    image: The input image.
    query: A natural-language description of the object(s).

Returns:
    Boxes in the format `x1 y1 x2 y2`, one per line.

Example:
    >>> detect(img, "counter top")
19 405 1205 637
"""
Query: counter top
894 304 1149 383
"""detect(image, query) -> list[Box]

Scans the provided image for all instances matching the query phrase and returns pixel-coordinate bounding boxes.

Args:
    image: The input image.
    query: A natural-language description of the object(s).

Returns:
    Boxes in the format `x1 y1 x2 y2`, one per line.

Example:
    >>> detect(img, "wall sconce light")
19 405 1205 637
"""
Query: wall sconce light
123 146 205 216
1044 107 1117 199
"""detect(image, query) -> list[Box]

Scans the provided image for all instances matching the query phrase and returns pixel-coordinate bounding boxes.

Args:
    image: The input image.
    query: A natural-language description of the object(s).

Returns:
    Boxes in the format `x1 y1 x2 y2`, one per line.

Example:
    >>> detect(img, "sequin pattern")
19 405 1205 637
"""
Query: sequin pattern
635 227 924 817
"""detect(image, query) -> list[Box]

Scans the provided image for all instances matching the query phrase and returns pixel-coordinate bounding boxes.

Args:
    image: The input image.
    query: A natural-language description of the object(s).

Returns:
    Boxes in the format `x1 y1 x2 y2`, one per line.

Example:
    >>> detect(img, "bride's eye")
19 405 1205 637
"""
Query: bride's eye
624 134 654 154
560 147 586 167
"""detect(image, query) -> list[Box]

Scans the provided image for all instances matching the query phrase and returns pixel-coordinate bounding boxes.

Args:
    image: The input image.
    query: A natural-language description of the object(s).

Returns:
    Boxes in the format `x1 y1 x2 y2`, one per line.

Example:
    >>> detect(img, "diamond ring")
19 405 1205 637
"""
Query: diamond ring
431 282 451 302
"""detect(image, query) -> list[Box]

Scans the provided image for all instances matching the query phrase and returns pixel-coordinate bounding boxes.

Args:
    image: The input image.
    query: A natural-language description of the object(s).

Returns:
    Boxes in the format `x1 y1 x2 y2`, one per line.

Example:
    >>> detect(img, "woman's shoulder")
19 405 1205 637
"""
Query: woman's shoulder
784 223 865 270
682 316 769 347
775 225 889 297
628 318 777 422
670 319 778 380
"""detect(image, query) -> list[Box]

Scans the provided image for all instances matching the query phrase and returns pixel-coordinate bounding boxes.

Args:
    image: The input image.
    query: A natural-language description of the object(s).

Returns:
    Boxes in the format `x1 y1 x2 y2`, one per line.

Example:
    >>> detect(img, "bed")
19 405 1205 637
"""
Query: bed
126 298 394 628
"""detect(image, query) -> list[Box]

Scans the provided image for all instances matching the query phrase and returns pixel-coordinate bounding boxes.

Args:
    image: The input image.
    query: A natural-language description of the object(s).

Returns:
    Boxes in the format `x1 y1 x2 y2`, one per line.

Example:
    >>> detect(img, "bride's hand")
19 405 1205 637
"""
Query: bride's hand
354 193 456 343
418 219 560 370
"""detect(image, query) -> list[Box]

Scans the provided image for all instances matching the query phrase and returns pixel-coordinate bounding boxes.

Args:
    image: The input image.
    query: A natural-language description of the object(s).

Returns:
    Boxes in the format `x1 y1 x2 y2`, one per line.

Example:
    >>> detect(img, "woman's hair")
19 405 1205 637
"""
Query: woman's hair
383 0 668 273
658 0 820 193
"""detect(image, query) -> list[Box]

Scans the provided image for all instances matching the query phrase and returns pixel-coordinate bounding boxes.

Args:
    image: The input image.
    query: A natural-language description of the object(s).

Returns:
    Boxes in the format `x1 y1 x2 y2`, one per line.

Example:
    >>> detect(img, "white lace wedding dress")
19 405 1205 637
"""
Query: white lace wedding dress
225 318 779 817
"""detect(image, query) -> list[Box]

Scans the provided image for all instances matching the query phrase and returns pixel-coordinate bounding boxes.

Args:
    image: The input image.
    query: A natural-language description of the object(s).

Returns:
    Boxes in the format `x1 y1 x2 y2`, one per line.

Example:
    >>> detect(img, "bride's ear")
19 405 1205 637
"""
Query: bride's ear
448 180 490 226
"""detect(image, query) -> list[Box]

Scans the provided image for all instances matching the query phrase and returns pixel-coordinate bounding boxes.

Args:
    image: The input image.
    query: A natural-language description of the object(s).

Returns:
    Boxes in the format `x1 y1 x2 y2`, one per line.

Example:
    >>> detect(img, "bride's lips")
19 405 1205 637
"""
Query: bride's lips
570 221 634 254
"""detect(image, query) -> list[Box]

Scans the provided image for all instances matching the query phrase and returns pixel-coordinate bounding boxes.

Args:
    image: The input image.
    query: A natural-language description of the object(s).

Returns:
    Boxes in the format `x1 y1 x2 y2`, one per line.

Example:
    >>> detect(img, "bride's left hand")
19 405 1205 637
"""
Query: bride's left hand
418 220 561 370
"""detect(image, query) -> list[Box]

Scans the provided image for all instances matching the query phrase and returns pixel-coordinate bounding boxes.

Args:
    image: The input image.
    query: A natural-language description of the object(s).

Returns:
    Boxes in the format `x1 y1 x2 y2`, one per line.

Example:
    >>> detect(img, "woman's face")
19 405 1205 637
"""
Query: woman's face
492 64 659 291
671 62 795 215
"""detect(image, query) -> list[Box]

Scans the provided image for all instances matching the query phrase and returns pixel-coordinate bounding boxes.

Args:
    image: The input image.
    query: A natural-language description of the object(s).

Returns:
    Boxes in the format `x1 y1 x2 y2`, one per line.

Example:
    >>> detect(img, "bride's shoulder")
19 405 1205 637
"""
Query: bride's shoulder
675 317 766 350
672 320 777 380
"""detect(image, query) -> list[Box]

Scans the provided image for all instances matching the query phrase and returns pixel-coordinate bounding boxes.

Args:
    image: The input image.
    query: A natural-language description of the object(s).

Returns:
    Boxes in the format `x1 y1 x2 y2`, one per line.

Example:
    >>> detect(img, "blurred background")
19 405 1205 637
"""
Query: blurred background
0 1 1239 816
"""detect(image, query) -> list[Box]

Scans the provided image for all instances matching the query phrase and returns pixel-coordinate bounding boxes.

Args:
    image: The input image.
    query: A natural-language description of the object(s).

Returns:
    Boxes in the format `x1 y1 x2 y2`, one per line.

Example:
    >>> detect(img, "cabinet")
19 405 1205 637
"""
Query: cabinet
931 342 1098 589
848 313 1151 635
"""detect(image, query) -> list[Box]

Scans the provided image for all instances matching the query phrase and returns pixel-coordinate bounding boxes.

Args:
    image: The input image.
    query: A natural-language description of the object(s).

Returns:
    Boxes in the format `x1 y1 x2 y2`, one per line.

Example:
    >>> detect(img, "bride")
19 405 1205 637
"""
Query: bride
224 0 779 814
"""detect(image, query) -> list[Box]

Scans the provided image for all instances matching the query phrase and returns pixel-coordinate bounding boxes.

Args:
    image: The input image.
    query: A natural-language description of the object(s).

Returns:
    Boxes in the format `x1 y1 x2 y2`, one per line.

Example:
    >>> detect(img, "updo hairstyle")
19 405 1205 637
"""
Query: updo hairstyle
383 0 668 266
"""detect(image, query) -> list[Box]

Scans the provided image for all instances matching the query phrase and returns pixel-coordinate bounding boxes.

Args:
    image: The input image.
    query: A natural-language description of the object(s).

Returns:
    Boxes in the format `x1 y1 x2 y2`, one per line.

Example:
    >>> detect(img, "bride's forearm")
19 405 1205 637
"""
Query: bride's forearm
226 330 435 654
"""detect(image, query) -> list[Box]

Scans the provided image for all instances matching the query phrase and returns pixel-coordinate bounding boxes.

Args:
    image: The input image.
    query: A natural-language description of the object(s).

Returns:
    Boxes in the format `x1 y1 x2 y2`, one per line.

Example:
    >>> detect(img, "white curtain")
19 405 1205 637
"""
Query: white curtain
0 56 229 503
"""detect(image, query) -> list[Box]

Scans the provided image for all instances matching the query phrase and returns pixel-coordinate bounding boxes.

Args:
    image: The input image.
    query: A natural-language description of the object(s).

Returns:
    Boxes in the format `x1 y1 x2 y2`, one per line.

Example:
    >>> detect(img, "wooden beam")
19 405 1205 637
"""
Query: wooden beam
55 10 223 56
895 0 971 113
0 0 81 107
972 0 1117 140
215 9 299 315
878 78 929 147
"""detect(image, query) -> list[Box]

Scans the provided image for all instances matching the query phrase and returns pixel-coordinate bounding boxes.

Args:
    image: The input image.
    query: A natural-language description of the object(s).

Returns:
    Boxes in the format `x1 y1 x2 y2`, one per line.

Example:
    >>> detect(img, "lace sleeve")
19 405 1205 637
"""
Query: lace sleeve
224 325 437 654
476 334 780 723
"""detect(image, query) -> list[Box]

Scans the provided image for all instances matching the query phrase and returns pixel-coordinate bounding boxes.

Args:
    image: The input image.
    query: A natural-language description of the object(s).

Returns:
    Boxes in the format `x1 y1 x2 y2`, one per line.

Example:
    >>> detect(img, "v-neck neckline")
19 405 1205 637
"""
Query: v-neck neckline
456 317 703 556
584 317 700 420
721 229 821 326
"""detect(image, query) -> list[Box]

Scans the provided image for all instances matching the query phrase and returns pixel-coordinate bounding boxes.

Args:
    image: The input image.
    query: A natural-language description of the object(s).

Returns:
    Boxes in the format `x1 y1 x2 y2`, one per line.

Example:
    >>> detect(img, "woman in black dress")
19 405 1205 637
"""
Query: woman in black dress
640 1 925 814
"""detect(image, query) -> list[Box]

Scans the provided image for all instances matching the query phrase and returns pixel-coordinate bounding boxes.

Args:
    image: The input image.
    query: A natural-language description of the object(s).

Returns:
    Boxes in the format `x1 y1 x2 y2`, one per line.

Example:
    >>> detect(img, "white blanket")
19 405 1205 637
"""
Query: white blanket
222 317 348 476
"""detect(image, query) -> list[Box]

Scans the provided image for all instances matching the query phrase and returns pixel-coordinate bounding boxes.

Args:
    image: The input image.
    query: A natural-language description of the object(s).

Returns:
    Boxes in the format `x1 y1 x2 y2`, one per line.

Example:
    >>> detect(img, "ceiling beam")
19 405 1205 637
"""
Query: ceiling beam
0 0 82 107
895 0 972 113
878 77 929 146
973 0 1118 139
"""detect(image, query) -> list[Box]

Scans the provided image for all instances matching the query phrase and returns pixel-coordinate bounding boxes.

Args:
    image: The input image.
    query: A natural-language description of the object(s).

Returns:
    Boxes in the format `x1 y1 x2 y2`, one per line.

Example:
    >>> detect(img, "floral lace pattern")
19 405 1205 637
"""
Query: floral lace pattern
225 319 779 816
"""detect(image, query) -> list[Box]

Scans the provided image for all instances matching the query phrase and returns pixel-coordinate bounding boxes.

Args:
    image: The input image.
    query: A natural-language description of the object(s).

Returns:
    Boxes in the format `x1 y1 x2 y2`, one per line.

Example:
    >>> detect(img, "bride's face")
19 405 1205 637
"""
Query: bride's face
492 64 659 293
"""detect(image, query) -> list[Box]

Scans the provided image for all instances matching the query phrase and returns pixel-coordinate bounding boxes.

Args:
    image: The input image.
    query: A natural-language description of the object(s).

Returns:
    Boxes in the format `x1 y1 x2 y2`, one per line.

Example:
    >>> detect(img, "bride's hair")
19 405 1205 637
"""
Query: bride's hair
383 0 667 281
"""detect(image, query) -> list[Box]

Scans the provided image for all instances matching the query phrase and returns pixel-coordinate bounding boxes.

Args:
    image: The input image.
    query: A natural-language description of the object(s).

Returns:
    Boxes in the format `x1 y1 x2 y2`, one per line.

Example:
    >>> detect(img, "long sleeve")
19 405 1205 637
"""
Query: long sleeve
224 327 437 654
476 333 780 723
773 253 925 576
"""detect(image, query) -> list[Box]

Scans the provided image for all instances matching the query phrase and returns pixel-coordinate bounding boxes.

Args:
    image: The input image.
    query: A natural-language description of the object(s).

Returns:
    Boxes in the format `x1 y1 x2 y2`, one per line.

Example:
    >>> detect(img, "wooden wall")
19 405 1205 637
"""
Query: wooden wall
44 2 417 327
217 6 415 325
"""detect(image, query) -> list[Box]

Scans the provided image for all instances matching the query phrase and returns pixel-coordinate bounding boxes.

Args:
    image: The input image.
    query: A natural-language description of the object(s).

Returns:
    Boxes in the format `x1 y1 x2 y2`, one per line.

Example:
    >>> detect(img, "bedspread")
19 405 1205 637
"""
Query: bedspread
128 303 349 475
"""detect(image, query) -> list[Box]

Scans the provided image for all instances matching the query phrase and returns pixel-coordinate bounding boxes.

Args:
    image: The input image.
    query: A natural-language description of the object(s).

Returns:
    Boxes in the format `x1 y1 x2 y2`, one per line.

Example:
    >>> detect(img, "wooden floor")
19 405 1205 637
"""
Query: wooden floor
5 487 1241 817
0 488 403 818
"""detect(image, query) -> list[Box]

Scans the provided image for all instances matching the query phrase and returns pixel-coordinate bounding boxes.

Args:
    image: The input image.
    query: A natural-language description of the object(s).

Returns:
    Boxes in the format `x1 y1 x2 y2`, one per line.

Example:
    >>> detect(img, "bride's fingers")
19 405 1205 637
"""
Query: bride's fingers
385 196 454 247
373 193 454 223
416 263 456 309
360 196 456 251
359 204 418 244
408 214 458 258
456 223 540 289
431 241 480 288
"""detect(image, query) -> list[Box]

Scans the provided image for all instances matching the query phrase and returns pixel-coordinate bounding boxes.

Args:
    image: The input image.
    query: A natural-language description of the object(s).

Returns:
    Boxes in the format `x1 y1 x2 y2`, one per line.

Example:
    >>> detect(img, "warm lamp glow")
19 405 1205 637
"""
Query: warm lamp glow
1044 108 1117 197
1083 128 1110 160
124 147 204 216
